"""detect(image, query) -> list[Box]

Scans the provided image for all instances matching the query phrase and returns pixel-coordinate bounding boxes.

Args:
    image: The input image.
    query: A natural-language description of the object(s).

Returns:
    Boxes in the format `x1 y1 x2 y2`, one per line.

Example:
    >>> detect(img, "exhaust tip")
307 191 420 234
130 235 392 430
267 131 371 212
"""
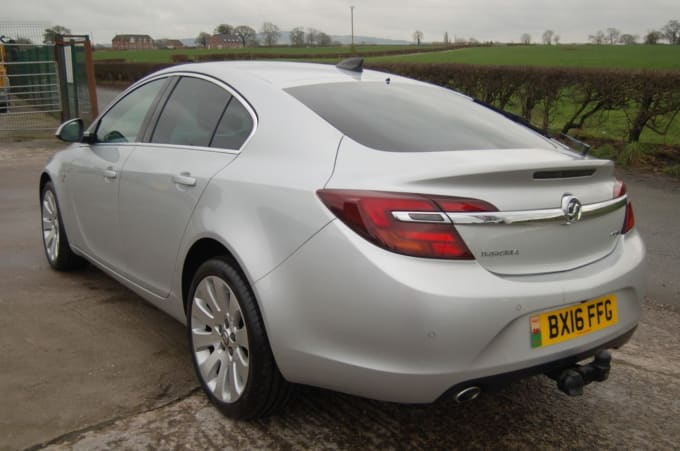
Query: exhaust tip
454 386 481 403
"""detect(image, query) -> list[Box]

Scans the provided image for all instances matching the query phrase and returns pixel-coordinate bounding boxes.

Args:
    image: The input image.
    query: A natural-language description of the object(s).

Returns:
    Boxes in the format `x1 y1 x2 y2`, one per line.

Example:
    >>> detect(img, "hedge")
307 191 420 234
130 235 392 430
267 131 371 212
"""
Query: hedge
368 62 680 143
93 60 680 143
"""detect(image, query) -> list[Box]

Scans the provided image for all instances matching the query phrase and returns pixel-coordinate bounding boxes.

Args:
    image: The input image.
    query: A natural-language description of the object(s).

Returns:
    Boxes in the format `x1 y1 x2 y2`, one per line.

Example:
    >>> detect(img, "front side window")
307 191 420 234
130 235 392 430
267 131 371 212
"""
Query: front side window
151 77 232 147
96 78 165 143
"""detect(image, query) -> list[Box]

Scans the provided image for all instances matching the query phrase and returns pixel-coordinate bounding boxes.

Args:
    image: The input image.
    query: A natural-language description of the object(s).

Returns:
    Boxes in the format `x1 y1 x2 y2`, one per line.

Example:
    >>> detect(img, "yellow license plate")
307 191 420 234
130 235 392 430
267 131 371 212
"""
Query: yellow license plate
530 294 618 348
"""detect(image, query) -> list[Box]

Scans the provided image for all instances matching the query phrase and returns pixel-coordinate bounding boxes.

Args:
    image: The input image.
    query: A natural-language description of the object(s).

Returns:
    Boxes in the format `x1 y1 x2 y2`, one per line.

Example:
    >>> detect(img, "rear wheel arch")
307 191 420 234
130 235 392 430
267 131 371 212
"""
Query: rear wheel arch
182 238 251 315
39 172 52 198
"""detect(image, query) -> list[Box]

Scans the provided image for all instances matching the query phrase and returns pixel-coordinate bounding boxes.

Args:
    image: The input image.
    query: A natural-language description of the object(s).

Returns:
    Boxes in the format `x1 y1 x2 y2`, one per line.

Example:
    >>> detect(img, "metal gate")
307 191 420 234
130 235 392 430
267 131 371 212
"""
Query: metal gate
0 23 98 136
0 37 62 133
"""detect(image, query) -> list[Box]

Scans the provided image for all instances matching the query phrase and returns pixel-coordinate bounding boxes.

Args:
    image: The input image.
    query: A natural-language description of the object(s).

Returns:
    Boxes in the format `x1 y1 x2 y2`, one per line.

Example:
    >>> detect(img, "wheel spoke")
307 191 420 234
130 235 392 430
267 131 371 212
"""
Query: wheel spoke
214 359 229 401
205 278 226 323
234 326 248 348
192 301 216 328
199 348 222 378
227 360 239 397
192 329 219 350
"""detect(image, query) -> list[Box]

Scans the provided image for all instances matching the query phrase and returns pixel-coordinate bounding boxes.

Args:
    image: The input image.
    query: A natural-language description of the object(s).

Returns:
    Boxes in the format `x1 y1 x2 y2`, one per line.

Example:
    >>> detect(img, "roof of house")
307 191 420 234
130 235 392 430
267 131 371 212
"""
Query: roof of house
210 34 241 43
112 34 154 41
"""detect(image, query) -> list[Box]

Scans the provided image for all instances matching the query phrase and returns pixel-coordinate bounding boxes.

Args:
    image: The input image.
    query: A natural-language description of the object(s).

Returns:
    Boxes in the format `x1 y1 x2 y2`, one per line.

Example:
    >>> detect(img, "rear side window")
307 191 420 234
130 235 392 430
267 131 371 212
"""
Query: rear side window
152 77 231 147
286 82 554 152
211 98 254 149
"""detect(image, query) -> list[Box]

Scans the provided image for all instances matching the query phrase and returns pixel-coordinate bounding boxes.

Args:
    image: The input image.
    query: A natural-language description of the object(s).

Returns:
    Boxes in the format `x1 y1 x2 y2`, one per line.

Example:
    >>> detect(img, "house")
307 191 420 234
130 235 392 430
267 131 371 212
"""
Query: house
112 34 155 50
156 39 184 49
208 34 242 49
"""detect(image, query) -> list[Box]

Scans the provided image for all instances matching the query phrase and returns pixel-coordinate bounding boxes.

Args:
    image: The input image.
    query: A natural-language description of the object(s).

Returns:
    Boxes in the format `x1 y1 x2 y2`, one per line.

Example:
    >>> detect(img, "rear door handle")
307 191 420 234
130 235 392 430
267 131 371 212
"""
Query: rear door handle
172 173 196 187
103 168 117 179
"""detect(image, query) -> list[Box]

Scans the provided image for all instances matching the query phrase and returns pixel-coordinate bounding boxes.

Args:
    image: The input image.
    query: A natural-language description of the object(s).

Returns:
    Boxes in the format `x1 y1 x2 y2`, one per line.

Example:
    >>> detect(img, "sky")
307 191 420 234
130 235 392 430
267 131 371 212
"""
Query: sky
2 0 678 45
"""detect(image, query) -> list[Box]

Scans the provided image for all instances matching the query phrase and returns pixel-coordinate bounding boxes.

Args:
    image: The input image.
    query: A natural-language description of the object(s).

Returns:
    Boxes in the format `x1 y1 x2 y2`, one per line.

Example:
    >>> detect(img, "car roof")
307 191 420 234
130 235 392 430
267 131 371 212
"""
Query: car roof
153 61 420 89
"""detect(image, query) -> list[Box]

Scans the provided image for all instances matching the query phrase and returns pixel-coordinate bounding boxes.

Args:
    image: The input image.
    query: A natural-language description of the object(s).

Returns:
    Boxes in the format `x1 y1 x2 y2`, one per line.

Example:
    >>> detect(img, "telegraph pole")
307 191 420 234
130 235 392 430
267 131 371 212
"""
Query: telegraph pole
350 6 355 50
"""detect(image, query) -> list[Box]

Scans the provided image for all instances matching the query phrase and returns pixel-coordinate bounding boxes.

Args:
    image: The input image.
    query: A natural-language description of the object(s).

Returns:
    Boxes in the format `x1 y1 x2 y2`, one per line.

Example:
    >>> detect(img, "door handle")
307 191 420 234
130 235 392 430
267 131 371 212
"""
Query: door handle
172 173 197 187
103 168 117 179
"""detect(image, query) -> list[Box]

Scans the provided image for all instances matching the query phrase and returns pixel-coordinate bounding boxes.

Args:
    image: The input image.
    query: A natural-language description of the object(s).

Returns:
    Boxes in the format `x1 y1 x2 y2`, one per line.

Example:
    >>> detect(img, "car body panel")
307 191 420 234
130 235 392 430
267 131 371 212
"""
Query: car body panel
254 218 645 402
118 145 238 297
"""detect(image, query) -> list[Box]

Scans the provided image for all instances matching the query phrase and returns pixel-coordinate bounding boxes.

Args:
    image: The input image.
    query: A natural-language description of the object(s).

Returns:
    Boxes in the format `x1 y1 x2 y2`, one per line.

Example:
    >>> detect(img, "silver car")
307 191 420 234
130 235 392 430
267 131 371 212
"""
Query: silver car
41 60 646 419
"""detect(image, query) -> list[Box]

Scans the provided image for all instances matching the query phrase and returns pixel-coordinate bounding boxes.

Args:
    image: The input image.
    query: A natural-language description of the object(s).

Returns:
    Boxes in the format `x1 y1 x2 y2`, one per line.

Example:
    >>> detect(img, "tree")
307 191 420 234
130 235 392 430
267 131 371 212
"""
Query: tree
443 31 449 44
289 27 305 46
588 30 605 44
413 30 423 46
15 37 33 45
214 24 233 36
605 28 620 45
542 30 554 45
661 20 680 44
306 28 319 45
553 34 561 45
43 25 71 44
619 34 638 45
195 31 211 48
520 33 531 45
233 25 257 47
317 32 332 46
644 30 662 44
260 22 281 46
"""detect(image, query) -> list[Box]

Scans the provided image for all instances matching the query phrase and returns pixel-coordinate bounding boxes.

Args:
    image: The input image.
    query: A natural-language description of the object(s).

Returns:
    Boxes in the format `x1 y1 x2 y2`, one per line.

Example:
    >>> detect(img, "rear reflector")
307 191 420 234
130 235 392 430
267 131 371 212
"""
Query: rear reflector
317 190 496 259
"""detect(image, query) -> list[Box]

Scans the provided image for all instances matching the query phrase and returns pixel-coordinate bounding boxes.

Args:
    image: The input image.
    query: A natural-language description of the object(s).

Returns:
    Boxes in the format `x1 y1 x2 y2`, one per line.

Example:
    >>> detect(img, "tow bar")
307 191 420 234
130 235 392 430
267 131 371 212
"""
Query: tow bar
547 350 612 396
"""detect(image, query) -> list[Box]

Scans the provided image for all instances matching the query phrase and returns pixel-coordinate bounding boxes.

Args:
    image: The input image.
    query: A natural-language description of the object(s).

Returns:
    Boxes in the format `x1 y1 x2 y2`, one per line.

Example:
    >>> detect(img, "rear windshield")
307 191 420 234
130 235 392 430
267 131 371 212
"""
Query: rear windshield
286 82 554 152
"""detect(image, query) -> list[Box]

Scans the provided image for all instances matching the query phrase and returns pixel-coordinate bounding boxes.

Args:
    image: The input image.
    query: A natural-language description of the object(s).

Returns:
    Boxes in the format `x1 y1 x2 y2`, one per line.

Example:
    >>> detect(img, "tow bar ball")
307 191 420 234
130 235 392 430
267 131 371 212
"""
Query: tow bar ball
551 350 612 396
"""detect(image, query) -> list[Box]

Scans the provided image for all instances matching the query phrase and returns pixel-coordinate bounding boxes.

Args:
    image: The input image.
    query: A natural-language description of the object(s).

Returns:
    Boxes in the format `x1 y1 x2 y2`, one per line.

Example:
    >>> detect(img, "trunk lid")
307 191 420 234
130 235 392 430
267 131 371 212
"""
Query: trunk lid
326 138 625 275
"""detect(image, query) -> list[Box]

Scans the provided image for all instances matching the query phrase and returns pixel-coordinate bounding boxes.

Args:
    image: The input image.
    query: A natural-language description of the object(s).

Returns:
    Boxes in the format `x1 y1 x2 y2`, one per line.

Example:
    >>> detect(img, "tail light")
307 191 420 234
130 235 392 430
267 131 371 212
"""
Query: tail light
317 189 496 259
614 179 635 234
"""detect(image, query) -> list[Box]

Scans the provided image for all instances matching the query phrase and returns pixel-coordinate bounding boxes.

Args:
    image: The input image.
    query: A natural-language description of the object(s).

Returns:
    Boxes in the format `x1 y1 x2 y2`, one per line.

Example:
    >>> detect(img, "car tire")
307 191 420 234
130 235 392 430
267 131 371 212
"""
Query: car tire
187 257 291 419
40 181 87 270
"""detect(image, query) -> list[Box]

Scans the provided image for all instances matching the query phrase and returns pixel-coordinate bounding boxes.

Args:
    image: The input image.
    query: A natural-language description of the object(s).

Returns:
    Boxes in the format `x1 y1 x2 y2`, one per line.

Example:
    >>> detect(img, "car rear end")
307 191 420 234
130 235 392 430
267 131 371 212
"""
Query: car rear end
253 72 646 403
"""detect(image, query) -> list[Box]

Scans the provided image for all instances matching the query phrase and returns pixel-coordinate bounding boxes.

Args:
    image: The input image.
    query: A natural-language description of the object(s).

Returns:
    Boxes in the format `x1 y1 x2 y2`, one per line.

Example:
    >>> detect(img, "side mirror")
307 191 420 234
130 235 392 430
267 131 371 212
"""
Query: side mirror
56 118 84 143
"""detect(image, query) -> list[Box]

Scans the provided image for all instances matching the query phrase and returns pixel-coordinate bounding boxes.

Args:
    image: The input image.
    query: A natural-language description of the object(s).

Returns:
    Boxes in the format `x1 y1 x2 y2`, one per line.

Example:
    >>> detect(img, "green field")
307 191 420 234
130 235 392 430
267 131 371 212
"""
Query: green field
368 45 680 70
93 45 422 63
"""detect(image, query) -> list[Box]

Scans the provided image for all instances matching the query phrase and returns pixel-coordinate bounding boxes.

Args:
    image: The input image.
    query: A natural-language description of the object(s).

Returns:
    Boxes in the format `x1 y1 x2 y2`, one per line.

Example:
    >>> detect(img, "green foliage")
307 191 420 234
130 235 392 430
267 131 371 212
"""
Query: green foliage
367 45 680 70
616 143 652 167
663 164 680 178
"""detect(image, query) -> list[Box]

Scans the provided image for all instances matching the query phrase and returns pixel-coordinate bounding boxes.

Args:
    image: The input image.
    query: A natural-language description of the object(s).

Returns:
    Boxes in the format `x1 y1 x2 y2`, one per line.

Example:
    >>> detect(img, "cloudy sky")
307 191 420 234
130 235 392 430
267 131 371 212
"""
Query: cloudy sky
2 0 678 44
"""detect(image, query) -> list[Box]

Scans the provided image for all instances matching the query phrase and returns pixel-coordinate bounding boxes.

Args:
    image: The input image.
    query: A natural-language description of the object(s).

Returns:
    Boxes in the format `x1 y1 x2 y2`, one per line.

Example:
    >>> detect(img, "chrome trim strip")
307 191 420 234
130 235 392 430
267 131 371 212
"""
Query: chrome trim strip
392 211 451 223
447 195 627 225
391 195 627 226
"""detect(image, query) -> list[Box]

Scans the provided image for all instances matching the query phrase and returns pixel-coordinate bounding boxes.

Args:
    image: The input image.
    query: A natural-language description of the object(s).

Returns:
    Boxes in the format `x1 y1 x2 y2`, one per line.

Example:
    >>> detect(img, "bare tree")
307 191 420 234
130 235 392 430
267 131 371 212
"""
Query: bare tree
306 28 319 46
553 34 561 45
542 30 554 45
413 30 423 46
588 30 605 44
605 28 621 45
233 25 257 47
214 24 233 36
619 34 638 45
261 22 281 46
195 31 211 48
43 25 71 44
289 27 305 46
661 20 680 44
644 30 662 44
317 32 332 46
520 33 531 45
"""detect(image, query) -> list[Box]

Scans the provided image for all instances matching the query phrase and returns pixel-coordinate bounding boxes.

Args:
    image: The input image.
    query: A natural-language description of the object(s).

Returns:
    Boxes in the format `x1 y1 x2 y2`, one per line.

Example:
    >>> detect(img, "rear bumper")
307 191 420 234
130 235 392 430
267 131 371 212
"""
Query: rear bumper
439 325 636 400
255 221 646 403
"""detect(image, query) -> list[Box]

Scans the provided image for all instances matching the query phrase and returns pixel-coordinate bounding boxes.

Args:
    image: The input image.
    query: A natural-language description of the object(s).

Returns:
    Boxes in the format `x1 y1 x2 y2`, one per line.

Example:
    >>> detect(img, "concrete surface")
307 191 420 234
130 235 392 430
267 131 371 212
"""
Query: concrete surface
0 140 678 450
